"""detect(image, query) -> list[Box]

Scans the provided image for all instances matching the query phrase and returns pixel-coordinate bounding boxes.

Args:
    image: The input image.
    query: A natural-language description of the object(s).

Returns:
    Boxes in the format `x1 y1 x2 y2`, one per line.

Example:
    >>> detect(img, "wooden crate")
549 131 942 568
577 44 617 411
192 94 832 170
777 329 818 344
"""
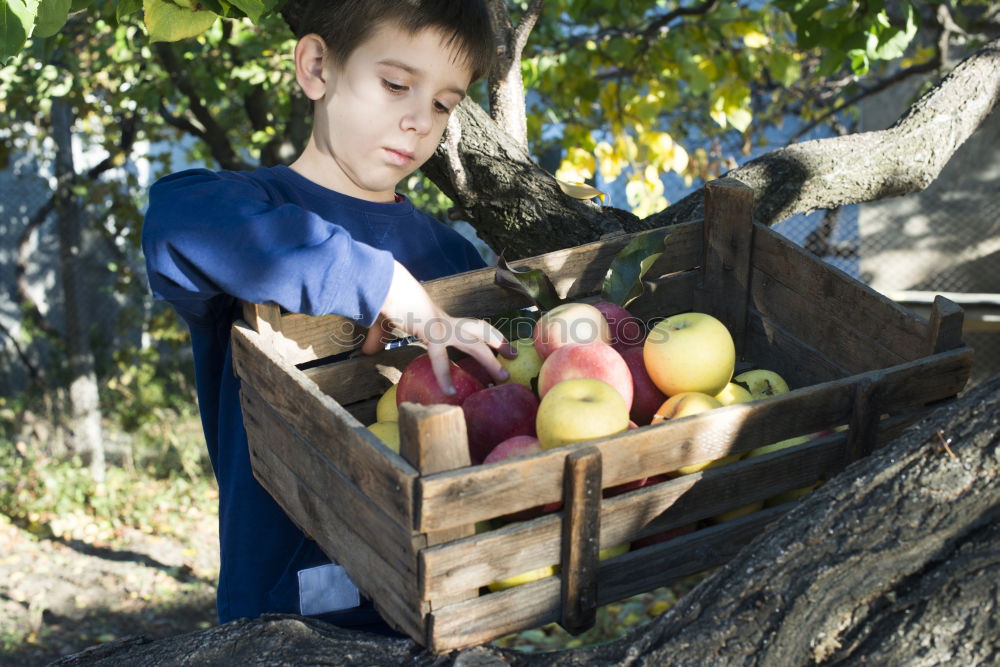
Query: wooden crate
230 178 973 652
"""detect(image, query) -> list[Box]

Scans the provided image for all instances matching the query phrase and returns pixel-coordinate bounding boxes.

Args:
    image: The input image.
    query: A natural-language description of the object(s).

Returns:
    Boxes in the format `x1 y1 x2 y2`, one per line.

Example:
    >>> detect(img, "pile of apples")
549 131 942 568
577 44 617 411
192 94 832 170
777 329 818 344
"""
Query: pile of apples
364 300 816 589
367 300 791 464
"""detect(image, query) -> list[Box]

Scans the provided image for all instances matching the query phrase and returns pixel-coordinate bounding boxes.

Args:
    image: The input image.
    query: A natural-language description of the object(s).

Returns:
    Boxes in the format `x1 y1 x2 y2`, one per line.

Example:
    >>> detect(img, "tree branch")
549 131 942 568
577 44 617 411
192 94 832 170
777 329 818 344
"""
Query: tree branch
646 37 1000 228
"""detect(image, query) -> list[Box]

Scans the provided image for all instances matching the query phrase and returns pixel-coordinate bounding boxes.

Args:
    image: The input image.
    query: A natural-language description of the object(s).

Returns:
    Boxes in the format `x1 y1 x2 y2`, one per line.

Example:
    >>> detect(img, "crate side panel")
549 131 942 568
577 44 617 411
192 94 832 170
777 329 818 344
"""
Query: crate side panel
743 307 851 386
239 387 424 640
231 322 417 523
751 265 909 374
597 505 790 605
428 576 563 652
752 225 929 362
417 348 971 534
627 271 699 323
421 434 847 598
304 344 423 406
240 385 419 576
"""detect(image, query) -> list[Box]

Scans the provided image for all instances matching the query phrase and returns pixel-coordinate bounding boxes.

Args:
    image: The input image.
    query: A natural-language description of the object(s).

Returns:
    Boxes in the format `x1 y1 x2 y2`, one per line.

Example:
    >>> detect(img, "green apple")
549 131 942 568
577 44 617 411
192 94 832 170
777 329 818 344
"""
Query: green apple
497 338 543 389
366 421 400 453
747 432 823 506
376 384 398 422
714 382 754 406
535 378 630 449
643 312 735 397
733 369 790 400
599 542 630 560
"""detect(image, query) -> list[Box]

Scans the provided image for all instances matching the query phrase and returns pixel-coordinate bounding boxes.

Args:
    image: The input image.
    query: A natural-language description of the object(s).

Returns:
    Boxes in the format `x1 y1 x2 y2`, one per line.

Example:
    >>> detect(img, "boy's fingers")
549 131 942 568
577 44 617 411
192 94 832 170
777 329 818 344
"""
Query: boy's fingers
427 344 456 396
362 316 390 355
456 319 510 384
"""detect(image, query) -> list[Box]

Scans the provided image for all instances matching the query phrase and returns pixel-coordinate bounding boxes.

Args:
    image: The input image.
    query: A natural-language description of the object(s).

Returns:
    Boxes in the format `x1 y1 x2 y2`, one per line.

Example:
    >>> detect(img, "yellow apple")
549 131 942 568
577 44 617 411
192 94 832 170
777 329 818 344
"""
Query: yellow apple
535 378 630 449
714 382 754 406
651 392 738 474
747 432 822 506
643 312 735 396
733 369 789 400
712 500 764 523
599 542 630 560
366 421 400 453
533 302 612 359
488 564 558 592
497 338 543 389
376 384 398 422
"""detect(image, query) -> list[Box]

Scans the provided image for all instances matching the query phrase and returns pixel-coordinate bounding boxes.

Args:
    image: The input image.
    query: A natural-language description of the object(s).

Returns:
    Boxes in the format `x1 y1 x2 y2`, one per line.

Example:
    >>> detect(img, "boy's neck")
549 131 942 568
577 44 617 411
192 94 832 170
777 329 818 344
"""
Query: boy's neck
290 139 400 204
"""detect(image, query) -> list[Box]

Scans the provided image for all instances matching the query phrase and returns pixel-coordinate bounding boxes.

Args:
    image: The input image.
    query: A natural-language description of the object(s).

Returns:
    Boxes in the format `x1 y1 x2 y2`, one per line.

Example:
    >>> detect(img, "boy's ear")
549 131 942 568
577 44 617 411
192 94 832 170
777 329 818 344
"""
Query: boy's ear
295 34 329 101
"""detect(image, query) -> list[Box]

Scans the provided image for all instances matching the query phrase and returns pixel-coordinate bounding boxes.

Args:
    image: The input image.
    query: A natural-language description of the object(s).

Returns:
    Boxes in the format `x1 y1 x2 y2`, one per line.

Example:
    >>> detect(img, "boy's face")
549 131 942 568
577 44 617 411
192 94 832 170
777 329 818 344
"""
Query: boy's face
309 24 473 202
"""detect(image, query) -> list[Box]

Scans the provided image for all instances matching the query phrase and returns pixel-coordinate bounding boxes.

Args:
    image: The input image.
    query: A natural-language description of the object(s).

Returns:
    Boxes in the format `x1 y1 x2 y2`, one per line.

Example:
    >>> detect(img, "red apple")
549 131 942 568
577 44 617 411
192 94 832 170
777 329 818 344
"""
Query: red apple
593 301 645 353
483 435 561 520
457 356 495 387
533 302 611 360
462 383 539 464
537 341 634 410
620 346 667 426
396 353 484 408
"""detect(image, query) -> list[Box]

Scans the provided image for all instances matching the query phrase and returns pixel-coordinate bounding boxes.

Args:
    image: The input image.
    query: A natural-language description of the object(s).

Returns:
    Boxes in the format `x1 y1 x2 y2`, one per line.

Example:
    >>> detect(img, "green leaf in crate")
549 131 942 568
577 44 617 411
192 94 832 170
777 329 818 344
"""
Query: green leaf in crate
485 307 540 343
601 229 669 307
494 254 562 312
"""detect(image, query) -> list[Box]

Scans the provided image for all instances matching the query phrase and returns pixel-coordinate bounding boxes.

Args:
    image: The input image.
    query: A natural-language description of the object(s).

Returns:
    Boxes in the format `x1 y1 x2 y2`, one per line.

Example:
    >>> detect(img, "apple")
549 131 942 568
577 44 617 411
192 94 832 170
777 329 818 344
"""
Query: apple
593 300 645 353
457 356 495 387
650 391 723 422
533 302 611 360
643 312 735 396
535 378 630 449
488 564 558 592
496 338 543 389
599 542 630 560
537 341 634 409
376 384 399 422
396 353 484 407
366 421 400 453
620 346 667 426
651 392 739 474
747 431 826 506
462 384 540 464
733 369 790 400
713 382 754 406
483 435 562 520
712 501 764 523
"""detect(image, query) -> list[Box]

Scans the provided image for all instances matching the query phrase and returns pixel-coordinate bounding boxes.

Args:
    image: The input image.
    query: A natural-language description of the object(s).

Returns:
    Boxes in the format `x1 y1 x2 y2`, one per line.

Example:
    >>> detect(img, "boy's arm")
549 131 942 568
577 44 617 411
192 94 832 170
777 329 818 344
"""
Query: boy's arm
362 260 514 394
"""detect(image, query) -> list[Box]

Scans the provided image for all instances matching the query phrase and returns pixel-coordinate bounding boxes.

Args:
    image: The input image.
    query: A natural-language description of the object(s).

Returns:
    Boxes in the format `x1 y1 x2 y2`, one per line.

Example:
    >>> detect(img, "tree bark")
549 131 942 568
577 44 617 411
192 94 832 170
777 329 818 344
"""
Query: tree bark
54 373 1000 666
52 96 105 482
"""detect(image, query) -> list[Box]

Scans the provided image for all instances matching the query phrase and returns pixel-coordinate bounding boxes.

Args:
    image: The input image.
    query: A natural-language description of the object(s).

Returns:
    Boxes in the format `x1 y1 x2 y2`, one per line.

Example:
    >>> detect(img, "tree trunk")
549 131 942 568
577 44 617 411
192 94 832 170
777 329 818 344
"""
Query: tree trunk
52 97 105 482
53 372 1000 666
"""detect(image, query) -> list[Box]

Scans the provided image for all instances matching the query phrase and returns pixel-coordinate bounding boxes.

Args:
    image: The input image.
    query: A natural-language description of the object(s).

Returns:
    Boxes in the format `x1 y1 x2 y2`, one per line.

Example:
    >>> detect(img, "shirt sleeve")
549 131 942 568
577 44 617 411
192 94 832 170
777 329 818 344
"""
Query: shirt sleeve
141 169 395 327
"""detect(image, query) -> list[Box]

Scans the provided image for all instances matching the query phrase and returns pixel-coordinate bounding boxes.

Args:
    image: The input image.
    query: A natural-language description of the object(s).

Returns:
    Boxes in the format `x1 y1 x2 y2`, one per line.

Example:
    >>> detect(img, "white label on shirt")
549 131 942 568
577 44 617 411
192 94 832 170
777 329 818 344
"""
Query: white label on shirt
297 563 361 616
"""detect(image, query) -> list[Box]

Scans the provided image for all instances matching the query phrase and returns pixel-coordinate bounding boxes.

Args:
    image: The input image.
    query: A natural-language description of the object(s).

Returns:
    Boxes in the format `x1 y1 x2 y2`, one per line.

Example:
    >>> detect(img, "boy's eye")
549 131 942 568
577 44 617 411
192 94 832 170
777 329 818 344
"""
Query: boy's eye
382 80 407 94
433 100 453 114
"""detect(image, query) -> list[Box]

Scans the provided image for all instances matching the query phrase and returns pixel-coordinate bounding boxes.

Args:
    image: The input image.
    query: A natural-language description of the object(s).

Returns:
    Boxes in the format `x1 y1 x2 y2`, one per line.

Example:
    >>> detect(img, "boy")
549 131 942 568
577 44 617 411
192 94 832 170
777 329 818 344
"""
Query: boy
142 0 510 635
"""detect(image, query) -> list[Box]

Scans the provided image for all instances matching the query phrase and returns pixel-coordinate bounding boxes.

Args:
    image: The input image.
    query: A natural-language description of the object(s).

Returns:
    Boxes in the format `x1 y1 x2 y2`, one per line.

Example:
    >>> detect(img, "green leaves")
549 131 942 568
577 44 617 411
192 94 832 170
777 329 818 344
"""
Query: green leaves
601 229 669 307
494 254 563 312
143 0 217 43
1 0 38 63
32 0 70 38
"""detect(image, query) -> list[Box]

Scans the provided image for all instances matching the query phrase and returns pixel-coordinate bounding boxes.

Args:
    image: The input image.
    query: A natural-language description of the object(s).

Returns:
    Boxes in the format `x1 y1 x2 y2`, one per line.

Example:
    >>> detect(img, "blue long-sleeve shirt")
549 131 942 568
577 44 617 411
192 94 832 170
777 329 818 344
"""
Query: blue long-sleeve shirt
142 164 485 625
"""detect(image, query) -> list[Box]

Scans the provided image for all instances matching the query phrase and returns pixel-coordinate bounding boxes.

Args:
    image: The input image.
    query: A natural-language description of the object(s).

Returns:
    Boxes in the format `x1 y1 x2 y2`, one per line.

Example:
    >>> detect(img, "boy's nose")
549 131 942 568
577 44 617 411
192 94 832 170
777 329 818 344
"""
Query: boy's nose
401 104 433 135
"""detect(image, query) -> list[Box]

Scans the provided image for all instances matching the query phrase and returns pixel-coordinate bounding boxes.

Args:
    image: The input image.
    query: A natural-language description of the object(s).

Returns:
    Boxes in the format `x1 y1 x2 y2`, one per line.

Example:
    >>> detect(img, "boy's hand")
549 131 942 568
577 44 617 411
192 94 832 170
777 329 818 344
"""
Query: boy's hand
363 261 516 395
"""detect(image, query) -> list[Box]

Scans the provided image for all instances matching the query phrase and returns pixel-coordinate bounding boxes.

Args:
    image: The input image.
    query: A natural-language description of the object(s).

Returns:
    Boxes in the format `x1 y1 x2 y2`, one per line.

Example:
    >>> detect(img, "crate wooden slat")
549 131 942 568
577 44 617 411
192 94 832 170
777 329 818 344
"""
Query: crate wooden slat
231 177 974 652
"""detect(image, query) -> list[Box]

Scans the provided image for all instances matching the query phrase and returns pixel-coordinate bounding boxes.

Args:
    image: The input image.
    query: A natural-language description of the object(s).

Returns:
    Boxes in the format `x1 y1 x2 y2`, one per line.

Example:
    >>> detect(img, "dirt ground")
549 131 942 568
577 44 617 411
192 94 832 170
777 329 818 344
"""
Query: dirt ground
0 513 220 666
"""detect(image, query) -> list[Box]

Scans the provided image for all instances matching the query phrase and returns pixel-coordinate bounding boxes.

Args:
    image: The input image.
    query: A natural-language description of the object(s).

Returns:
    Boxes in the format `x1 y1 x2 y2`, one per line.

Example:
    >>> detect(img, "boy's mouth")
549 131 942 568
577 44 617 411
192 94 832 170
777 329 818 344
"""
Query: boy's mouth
384 147 415 166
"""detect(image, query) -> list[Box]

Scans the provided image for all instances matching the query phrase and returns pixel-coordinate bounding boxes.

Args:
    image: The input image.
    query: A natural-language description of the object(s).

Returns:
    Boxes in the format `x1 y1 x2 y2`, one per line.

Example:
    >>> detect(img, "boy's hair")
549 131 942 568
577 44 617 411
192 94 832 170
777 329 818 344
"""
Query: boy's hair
297 0 496 83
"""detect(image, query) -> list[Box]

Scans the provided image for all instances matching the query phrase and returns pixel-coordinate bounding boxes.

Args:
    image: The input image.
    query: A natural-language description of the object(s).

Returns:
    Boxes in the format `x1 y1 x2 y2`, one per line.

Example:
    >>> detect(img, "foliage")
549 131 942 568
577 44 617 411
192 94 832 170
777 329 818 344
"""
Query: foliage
0 422 214 546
